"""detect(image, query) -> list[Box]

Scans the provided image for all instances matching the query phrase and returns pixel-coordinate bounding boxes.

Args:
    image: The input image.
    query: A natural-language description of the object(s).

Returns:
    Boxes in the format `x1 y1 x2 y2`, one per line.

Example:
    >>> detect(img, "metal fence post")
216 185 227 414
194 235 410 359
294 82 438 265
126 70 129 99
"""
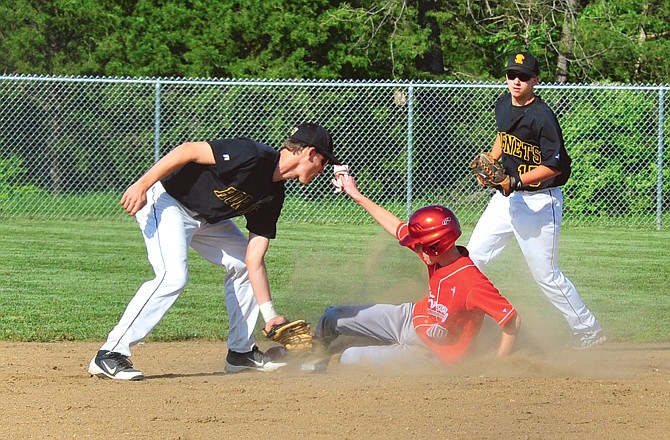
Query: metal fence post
406 84 414 220
658 87 665 231
154 80 162 163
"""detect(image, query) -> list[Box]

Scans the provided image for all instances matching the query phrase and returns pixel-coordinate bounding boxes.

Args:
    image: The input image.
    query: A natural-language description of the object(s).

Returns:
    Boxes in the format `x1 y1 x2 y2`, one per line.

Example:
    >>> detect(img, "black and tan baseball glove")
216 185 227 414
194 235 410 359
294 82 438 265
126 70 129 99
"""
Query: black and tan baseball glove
263 319 313 351
469 152 520 196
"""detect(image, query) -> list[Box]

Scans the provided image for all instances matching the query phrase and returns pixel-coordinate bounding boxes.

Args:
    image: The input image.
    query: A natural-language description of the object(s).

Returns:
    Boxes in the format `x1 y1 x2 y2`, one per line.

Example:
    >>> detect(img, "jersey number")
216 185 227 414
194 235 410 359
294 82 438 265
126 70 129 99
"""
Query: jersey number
517 165 541 188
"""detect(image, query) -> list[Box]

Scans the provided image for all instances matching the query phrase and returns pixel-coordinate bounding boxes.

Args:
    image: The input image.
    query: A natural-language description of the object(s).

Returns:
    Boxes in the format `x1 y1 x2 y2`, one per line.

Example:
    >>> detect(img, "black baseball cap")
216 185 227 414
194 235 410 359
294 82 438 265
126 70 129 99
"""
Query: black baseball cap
503 51 540 77
289 122 339 165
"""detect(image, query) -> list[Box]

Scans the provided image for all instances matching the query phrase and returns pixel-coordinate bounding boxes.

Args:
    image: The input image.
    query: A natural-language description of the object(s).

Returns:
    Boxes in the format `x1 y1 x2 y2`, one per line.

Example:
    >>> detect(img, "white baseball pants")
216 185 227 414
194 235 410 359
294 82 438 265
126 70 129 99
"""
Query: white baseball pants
101 182 258 356
467 188 601 334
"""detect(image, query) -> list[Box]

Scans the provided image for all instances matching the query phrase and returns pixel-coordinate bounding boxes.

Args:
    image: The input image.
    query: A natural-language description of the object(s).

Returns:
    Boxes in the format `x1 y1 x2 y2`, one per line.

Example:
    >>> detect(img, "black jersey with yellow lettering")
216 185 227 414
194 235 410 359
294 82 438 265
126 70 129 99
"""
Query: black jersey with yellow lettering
495 93 571 190
161 138 284 238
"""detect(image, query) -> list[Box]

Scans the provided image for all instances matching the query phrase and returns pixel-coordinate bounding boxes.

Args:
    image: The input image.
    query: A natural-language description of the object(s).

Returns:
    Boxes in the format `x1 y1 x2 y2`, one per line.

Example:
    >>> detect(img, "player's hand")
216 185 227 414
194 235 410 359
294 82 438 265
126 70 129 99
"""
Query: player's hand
331 164 349 193
341 174 364 199
332 165 363 199
120 182 149 216
264 315 287 334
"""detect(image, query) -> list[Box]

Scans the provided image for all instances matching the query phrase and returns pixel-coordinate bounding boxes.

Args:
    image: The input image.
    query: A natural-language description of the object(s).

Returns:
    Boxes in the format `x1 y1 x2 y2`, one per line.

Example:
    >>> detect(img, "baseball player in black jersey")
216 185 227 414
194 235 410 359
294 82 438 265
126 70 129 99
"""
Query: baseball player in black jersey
467 52 606 349
88 123 338 380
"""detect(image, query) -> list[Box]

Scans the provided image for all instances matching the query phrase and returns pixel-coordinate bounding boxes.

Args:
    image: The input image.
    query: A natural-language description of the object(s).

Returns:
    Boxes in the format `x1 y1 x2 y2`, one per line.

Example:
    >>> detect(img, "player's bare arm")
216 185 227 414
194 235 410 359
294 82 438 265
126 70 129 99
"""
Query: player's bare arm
121 142 215 216
496 313 521 357
517 164 561 187
337 173 402 237
490 134 503 160
246 233 286 332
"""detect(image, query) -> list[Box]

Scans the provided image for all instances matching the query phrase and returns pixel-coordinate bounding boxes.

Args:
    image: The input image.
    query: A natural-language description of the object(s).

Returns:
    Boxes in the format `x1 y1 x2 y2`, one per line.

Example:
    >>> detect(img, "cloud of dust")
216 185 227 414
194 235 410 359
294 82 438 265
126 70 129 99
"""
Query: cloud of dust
288 229 631 379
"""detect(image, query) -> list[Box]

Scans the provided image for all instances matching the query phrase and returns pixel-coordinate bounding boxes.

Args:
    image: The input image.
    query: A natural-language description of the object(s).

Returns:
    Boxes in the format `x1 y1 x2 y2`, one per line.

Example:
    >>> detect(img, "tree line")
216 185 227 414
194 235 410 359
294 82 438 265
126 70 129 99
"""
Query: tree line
1 0 669 84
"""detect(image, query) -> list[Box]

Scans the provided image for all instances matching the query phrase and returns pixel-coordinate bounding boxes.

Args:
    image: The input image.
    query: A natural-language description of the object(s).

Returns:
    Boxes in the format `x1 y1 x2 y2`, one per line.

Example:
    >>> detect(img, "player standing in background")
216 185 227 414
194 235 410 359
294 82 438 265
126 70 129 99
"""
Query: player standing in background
88 123 338 380
314 170 521 367
467 51 606 349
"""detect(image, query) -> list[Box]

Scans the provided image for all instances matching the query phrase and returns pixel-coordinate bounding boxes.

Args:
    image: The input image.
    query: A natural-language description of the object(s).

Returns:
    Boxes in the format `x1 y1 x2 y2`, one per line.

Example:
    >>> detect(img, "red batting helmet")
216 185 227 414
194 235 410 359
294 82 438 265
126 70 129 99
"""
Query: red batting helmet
399 205 461 256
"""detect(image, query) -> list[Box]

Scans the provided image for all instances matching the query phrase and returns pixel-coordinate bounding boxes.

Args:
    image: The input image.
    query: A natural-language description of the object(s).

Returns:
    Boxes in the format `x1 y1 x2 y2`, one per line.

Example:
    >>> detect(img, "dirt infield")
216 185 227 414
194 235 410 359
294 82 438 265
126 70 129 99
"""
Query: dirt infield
2 340 669 440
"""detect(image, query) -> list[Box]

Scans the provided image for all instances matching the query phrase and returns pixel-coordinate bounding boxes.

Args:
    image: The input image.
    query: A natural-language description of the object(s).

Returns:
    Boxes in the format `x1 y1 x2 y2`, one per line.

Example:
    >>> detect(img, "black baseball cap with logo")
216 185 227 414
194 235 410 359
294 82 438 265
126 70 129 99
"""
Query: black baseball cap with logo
289 122 339 165
503 51 540 77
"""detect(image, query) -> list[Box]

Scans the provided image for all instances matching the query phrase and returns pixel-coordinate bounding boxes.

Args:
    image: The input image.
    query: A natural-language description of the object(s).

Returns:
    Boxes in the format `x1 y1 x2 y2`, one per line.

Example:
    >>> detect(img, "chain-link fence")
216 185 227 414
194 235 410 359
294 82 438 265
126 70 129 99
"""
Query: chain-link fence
1 76 668 228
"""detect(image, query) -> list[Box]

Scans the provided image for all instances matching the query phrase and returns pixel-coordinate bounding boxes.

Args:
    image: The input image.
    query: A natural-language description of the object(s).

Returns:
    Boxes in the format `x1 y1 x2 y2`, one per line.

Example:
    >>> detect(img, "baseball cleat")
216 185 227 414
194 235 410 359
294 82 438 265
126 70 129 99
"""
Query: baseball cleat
224 346 287 373
572 330 607 350
88 350 144 380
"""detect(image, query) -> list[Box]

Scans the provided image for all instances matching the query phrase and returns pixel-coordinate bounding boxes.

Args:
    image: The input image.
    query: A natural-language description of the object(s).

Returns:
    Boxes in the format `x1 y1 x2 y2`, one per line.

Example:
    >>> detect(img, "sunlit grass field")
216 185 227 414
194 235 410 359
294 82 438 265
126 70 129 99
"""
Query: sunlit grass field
0 218 668 343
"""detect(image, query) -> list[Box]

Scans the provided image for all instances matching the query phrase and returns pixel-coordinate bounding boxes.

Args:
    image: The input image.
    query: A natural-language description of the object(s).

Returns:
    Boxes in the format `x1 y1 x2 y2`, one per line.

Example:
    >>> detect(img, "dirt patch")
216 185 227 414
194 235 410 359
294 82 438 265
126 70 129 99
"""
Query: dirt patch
2 340 670 439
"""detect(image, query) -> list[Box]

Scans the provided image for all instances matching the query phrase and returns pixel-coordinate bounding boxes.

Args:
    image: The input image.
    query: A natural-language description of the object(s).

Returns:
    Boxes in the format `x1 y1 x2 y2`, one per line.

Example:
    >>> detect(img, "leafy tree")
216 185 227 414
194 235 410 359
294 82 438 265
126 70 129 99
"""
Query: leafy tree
0 0 123 75
89 0 432 79
1 1 669 82
575 0 670 83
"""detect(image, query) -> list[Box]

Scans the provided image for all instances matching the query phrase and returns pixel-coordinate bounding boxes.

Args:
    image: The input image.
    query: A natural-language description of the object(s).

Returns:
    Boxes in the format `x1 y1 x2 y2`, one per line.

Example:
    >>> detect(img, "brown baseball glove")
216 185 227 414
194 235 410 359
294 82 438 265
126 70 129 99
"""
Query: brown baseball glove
469 152 519 196
263 319 313 351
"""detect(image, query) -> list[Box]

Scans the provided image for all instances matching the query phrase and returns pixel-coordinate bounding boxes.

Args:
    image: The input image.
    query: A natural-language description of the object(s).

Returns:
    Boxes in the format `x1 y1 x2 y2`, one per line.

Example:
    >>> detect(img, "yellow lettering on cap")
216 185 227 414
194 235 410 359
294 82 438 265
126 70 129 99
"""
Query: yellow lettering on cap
514 54 525 64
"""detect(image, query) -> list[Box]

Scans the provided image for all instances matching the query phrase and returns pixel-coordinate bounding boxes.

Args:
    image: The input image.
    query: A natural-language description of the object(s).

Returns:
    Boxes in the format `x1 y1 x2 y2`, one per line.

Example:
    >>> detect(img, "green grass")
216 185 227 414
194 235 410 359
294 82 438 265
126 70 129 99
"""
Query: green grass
0 219 668 343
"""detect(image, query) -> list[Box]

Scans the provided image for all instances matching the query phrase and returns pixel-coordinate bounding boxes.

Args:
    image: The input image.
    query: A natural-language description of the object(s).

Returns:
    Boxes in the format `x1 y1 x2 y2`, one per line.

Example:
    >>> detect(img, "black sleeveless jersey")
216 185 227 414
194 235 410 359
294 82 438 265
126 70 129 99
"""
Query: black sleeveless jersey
161 138 284 238
494 93 571 190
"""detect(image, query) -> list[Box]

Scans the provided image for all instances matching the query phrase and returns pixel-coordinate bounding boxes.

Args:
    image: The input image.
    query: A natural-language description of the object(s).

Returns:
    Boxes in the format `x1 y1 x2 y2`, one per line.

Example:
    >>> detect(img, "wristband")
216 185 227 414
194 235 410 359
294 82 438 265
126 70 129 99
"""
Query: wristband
259 301 279 322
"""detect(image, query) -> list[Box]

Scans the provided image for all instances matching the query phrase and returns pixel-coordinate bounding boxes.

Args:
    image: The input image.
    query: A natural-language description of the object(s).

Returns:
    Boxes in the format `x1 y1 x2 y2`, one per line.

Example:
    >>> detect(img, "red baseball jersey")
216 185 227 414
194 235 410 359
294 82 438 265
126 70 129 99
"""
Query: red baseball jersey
396 223 516 365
